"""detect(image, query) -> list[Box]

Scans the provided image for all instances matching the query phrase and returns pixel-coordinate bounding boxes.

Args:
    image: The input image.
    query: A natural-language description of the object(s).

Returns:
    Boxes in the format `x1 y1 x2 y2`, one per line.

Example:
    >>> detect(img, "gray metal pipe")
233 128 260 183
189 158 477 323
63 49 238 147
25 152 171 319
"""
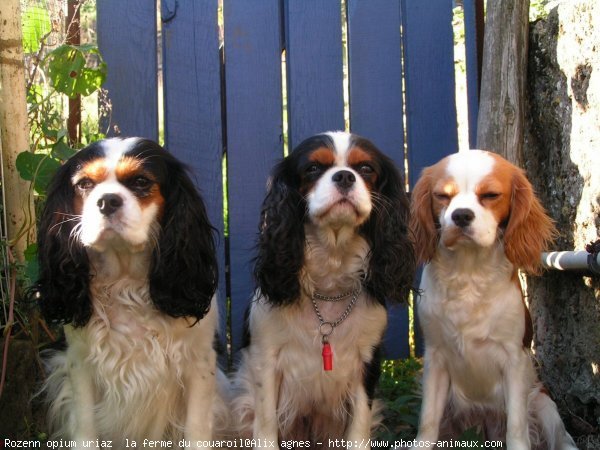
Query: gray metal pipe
541 250 600 274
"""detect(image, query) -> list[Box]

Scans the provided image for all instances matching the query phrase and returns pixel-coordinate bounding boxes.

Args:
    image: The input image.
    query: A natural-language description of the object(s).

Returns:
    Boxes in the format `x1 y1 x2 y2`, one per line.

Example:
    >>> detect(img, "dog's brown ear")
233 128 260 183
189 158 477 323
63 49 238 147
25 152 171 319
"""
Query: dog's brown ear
410 167 439 264
504 168 556 275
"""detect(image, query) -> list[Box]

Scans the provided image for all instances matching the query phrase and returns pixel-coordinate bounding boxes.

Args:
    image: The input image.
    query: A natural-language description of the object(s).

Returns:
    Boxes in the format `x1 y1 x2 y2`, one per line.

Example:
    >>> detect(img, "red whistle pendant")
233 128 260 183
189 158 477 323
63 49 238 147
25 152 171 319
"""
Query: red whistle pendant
322 342 333 371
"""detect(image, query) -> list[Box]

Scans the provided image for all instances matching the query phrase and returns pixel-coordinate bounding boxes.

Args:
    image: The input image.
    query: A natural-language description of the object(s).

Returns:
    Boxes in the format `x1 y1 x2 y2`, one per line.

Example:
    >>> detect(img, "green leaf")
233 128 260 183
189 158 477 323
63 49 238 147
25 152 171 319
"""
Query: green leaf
21 6 51 54
391 394 418 407
24 243 38 262
40 123 59 140
82 132 106 146
16 152 38 181
51 139 77 162
27 84 44 104
23 244 39 283
47 45 107 98
57 128 68 141
16 151 61 195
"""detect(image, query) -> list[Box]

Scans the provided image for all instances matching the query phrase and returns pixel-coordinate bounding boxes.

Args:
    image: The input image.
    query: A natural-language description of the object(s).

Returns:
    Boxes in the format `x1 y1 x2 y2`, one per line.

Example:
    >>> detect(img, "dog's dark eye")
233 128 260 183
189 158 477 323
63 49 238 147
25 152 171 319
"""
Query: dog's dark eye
434 192 451 201
130 176 153 190
76 178 95 191
123 175 154 191
305 164 321 175
480 192 500 200
358 164 374 175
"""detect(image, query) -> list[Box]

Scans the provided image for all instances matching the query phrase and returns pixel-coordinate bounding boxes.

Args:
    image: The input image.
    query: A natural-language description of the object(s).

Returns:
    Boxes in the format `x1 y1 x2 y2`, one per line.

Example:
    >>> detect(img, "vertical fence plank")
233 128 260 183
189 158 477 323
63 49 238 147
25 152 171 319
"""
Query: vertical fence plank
464 0 483 148
224 0 284 353
347 0 404 160
97 0 158 140
347 0 408 359
402 1 458 187
284 0 345 149
161 0 226 346
402 1 458 356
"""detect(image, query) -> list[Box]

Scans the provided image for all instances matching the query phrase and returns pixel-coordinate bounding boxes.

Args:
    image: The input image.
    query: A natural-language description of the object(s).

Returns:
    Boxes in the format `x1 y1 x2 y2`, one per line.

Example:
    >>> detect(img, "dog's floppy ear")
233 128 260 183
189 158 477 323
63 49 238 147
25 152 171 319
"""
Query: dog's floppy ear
149 154 218 321
503 167 556 275
34 159 92 327
361 151 416 304
410 166 439 264
254 159 306 306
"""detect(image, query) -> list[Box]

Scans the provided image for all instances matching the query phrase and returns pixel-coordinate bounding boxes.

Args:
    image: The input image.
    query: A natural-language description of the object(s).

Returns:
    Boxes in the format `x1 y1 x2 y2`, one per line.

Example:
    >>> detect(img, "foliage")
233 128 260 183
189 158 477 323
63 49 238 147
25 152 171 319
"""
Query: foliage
530 0 550 21
375 358 422 441
21 5 51 54
47 44 106 98
17 8 107 286
375 358 488 445
1 3 107 379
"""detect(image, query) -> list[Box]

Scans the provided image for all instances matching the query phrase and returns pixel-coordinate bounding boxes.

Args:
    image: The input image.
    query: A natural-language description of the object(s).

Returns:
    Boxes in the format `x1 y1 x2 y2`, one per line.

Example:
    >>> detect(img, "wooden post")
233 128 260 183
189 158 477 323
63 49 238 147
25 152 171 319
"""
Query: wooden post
476 0 530 165
0 0 35 262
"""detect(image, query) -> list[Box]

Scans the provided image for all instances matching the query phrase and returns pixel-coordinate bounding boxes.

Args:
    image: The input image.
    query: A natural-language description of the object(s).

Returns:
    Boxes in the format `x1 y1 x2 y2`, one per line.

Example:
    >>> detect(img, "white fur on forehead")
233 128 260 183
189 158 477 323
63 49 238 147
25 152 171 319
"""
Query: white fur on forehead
323 131 352 164
100 137 142 170
445 150 495 190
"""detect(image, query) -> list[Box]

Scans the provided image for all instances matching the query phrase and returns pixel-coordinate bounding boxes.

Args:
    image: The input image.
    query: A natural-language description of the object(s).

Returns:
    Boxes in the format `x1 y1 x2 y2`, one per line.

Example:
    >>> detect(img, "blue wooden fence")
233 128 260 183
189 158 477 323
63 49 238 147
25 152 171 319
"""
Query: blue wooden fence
96 0 481 361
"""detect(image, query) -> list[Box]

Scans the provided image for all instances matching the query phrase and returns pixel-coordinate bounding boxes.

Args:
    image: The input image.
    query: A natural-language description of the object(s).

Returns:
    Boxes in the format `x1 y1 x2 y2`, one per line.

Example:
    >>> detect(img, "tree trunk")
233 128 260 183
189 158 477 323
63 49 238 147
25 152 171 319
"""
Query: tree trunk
0 0 35 262
476 0 530 166
525 2 600 444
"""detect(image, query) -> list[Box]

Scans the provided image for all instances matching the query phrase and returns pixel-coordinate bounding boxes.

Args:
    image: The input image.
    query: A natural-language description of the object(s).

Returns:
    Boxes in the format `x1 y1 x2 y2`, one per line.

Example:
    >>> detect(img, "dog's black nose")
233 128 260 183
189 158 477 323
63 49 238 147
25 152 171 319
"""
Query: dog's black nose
451 208 475 228
332 170 356 191
97 193 124 216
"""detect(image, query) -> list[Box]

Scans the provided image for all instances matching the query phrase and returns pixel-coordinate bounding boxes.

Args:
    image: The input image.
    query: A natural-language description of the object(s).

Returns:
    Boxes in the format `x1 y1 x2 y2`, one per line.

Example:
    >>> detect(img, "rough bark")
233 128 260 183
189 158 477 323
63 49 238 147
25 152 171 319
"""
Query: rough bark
477 0 530 165
526 1 600 447
0 0 35 261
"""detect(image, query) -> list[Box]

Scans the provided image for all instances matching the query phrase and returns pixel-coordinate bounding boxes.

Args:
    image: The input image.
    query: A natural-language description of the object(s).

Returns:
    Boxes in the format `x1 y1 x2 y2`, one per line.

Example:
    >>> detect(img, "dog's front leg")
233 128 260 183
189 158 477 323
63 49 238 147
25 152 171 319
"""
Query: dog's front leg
345 384 372 449
64 328 97 448
185 348 217 449
249 343 280 450
504 350 531 450
415 348 450 448
69 362 97 447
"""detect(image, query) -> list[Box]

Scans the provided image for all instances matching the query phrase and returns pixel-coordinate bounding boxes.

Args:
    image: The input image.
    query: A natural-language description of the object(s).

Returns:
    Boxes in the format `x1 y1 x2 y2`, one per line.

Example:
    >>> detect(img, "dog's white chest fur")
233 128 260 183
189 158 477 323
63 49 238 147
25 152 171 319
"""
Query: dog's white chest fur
233 228 388 440
268 294 384 397
418 247 529 406
238 294 386 439
45 275 219 443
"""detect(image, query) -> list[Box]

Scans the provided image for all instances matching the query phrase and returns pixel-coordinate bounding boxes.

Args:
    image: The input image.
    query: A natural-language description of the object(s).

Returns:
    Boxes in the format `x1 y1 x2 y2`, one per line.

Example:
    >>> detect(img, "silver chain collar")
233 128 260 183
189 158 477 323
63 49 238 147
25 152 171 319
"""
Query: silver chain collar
311 287 360 343
312 290 354 302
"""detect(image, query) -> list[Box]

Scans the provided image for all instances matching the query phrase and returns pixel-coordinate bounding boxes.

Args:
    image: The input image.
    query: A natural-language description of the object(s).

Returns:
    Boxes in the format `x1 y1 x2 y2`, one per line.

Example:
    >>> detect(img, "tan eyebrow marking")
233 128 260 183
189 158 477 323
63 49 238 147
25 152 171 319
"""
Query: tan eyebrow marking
115 156 144 180
347 147 373 166
309 147 335 166
72 158 108 184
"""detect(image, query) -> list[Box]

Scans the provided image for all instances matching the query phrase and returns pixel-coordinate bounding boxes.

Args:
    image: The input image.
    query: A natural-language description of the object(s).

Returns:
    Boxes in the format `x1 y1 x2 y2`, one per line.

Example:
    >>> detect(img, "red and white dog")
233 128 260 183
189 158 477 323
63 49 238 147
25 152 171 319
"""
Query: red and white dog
410 150 577 450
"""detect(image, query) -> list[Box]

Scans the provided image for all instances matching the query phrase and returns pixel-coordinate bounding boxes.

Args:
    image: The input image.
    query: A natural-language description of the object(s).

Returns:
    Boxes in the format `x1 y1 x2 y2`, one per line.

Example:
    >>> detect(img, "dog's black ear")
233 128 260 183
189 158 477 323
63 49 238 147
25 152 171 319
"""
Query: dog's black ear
361 152 416 305
254 159 306 306
33 160 92 327
149 154 218 321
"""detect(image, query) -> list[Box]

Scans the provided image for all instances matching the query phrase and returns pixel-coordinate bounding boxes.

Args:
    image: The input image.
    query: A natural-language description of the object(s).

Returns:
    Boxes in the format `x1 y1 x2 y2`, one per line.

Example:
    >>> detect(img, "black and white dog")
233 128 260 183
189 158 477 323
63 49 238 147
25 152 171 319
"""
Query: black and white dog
232 131 415 446
33 138 229 447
